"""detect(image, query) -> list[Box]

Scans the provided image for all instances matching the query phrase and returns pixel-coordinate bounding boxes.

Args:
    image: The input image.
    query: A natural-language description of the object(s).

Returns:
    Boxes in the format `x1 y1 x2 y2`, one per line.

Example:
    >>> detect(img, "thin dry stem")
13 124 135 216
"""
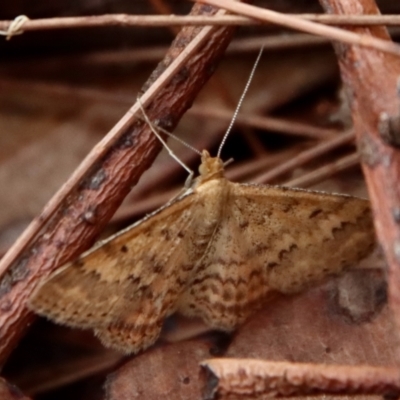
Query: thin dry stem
254 130 354 183
197 0 400 56
190 105 339 140
1 14 400 34
285 152 360 187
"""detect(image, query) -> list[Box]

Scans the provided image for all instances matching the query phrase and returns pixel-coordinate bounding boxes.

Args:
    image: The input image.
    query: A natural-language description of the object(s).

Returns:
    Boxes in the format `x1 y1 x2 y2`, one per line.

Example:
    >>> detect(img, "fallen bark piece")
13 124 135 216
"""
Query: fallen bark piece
201 358 400 399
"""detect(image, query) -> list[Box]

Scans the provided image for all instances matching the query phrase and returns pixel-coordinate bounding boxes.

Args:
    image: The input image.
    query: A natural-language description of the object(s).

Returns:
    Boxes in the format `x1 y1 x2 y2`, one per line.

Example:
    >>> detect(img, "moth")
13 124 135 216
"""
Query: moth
30 149 374 353
29 47 374 353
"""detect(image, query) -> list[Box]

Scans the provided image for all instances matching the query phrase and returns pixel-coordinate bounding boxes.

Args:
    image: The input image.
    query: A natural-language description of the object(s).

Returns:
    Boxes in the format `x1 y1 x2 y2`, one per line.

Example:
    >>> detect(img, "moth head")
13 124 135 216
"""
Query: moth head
198 150 224 181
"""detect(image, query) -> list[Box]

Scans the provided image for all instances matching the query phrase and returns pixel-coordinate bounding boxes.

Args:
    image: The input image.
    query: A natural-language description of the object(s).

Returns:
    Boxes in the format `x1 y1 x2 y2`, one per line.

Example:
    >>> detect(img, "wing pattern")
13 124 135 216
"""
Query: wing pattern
31 189 215 352
178 183 374 331
30 174 374 353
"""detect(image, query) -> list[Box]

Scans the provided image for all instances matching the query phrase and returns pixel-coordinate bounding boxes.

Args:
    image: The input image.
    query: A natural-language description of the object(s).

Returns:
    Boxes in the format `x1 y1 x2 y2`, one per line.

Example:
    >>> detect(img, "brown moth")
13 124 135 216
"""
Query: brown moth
29 48 374 353
30 149 374 353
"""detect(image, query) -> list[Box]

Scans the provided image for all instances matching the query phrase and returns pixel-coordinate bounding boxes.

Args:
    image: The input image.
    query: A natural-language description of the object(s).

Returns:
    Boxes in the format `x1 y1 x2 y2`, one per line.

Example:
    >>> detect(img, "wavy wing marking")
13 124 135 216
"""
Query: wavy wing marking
179 183 374 331
232 183 374 293
30 191 204 353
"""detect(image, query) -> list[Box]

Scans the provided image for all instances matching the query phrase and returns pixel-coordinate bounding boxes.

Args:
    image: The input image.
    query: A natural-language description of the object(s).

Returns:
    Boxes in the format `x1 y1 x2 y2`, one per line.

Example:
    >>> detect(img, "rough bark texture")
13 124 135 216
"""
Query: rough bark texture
202 359 400 398
319 0 400 360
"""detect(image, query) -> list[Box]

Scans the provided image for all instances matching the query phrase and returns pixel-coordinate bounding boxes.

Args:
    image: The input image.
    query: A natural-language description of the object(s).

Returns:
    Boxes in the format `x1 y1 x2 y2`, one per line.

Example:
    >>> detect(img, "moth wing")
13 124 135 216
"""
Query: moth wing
30 190 202 353
184 183 374 330
231 183 374 293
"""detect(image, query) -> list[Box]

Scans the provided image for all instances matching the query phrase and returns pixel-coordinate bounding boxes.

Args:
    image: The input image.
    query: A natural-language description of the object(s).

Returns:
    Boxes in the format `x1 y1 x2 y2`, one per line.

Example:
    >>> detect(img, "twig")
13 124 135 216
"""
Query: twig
196 0 400 56
284 152 360 187
321 0 400 363
228 33 328 52
190 105 339 140
202 359 400 398
0 15 29 40
1 14 400 34
319 0 400 360
253 129 354 183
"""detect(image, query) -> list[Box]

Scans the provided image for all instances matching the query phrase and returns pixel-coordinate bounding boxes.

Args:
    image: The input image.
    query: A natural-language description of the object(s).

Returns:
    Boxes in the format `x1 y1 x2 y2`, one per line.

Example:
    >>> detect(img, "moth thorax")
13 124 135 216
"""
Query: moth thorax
198 150 224 181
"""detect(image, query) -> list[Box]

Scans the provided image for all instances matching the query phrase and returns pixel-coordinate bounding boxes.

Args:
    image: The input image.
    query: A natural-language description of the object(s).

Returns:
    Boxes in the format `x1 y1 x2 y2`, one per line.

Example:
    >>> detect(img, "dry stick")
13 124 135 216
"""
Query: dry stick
202 359 400 398
228 33 328 52
284 152 360 188
190 105 338 140
0 3 239 365
0 10 222 279
319 0 400 361
253 129 354 184
2 14 400 33
226 148 299 182
196 0 400 56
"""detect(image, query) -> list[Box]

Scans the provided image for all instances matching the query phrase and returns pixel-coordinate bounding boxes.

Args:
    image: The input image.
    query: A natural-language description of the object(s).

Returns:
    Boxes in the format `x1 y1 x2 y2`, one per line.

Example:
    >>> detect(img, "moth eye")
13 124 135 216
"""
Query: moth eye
120 245 129 253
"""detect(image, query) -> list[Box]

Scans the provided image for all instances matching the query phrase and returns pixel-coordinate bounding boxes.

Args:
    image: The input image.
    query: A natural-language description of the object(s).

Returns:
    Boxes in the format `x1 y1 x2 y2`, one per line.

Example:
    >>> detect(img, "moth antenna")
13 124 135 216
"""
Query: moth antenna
136 96 197 185
217 46 264 158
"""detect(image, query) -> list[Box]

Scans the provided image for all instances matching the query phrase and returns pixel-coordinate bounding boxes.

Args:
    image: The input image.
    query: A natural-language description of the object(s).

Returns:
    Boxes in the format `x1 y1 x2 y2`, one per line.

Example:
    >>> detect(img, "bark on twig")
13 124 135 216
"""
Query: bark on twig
202 359 400 398
0 3 239 365
319 0 400 360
